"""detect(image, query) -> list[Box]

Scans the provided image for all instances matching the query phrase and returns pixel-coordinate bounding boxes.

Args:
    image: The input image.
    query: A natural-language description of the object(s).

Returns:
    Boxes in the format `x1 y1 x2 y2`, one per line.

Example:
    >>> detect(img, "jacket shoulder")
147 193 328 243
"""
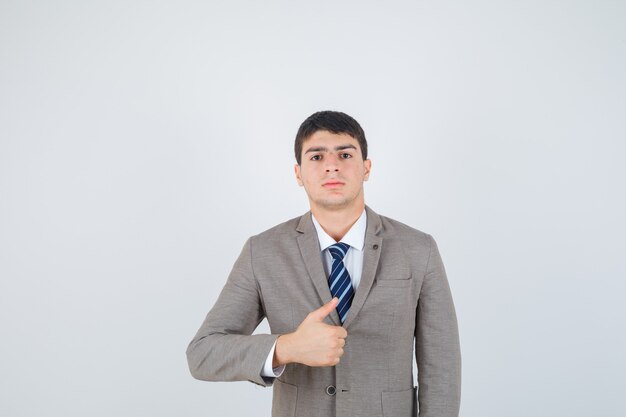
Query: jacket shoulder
377 213 434 252
247 213 303 257
379 214 430 239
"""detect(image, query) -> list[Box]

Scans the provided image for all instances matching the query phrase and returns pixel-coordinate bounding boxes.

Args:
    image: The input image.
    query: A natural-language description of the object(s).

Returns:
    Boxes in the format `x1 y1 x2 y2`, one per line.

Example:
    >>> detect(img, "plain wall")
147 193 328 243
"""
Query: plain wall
1 1 624 416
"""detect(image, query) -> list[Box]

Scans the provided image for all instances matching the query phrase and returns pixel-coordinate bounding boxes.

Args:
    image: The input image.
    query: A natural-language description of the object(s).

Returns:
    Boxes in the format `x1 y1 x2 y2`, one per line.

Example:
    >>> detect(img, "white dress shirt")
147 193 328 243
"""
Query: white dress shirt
261 209 367 379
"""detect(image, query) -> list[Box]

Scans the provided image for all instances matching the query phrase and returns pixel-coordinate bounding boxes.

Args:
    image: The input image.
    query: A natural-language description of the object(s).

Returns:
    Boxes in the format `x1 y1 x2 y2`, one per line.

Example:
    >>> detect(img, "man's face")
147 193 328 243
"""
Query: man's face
294 130 371 211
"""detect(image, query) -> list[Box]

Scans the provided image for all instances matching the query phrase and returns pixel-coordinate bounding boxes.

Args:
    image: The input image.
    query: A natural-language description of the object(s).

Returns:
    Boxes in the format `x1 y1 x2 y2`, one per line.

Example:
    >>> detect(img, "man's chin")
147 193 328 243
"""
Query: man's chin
314 197 354 211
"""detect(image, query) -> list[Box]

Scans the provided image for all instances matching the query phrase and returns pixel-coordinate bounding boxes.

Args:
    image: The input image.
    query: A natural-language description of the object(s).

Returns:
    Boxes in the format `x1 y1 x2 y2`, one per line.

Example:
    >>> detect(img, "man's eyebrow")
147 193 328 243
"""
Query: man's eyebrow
304 144 358 154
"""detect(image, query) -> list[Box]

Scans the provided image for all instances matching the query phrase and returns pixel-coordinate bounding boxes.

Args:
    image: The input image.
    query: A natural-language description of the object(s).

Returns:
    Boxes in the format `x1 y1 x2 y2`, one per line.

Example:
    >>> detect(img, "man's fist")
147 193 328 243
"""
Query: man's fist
274 298 348 367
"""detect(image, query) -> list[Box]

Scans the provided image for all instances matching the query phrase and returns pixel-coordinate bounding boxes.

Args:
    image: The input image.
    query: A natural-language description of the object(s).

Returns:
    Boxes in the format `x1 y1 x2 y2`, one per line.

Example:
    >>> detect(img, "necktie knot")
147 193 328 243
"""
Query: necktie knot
328 242 350 262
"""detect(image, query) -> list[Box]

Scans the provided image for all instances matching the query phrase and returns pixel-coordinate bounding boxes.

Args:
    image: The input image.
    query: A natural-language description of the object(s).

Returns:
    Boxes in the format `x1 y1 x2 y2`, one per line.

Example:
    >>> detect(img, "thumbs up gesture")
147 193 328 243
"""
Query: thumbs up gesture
273 298 348 367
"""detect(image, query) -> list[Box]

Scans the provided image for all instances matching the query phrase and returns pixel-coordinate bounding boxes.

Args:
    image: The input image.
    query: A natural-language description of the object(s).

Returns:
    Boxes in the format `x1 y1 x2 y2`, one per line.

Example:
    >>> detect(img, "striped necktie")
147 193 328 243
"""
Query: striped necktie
327 242 354 324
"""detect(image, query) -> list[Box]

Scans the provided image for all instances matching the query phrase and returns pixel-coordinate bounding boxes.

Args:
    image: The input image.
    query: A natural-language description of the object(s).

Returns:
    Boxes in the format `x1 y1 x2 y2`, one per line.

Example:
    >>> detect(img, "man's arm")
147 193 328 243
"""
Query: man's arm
186 237 279 387
415 235 462 417
186 237 347 387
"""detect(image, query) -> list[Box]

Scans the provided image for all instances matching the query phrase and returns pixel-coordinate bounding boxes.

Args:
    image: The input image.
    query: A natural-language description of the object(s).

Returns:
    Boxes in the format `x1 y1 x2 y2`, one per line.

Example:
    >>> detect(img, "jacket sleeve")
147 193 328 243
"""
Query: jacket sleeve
186 237 279 387
415 235 462 417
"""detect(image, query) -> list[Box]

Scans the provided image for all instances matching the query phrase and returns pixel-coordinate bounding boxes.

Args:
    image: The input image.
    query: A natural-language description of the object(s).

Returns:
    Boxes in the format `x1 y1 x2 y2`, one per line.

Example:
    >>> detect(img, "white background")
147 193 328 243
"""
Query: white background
1 1 625 416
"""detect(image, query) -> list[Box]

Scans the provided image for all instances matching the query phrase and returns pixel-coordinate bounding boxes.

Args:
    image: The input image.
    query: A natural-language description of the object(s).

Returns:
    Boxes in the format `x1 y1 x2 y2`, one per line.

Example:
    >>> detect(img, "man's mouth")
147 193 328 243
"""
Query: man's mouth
323 181 344 188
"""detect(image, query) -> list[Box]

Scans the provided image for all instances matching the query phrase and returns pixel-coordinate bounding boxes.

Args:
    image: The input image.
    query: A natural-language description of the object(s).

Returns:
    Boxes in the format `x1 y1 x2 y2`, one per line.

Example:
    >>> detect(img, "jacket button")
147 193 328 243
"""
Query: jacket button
325 385 336 396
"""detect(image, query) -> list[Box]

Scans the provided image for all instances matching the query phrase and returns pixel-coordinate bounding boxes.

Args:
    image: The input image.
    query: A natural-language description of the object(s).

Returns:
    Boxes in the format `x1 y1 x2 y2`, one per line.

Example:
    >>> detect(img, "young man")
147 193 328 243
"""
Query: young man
186 111 461 417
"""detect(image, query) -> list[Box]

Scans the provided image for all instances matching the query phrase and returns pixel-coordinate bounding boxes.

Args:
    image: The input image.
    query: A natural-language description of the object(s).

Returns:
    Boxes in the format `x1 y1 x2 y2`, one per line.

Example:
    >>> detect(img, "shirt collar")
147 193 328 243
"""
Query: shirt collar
311 209 367 252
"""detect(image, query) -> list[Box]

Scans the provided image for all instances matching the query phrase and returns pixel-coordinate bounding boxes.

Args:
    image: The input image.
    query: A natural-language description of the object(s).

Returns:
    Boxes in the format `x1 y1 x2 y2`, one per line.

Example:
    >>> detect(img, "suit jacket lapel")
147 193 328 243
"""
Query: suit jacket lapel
296 212 341 326
343 205 382 330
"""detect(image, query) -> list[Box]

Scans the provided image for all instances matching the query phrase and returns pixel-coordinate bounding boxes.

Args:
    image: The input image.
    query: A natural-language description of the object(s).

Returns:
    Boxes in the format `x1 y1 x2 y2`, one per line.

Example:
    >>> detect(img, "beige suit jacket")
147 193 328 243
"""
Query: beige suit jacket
186 205 461 417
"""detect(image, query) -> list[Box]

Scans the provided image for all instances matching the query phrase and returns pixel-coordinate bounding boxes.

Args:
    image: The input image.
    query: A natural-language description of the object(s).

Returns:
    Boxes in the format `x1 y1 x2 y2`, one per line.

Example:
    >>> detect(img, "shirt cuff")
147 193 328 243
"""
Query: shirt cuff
260 339 286 378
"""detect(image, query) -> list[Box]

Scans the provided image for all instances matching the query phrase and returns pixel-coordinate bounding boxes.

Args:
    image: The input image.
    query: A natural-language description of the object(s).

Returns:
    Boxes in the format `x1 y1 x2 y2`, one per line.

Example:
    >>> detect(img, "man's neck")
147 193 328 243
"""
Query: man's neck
310 202 365 242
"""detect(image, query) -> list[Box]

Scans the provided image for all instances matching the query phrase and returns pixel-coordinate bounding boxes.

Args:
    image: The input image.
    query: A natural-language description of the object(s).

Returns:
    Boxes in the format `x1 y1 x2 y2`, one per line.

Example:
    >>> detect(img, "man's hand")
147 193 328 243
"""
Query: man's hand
273 297 347 367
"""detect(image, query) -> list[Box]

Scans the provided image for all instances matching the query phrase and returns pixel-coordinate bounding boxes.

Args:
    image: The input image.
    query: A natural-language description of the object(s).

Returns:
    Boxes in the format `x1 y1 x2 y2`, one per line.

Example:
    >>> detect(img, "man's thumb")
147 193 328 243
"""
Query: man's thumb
310 297 339 321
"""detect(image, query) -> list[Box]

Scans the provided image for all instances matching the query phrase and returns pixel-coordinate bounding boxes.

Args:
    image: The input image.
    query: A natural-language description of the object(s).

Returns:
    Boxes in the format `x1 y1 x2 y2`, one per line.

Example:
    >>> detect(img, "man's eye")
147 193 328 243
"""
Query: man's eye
311 155 321 161
341 153 352 159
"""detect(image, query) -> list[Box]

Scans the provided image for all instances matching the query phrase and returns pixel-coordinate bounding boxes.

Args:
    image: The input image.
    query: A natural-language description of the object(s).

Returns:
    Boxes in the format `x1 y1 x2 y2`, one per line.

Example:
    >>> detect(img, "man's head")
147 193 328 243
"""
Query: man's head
294 111 371 212
294 111 368 166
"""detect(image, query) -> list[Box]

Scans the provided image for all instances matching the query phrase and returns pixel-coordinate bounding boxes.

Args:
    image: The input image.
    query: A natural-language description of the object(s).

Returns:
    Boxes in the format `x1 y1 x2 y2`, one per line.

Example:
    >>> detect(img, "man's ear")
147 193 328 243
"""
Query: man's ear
294 164 303 186
363 159 372 181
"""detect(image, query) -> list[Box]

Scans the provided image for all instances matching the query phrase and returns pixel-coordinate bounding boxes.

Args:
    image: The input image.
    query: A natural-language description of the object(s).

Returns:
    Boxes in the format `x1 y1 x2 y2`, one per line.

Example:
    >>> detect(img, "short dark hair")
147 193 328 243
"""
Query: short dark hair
294 110 368 165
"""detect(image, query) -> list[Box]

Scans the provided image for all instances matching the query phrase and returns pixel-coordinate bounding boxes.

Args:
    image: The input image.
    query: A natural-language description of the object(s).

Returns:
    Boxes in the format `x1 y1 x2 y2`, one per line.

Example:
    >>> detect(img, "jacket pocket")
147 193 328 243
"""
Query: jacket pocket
377 276 413 287
381 386 417 417
272 379 297 417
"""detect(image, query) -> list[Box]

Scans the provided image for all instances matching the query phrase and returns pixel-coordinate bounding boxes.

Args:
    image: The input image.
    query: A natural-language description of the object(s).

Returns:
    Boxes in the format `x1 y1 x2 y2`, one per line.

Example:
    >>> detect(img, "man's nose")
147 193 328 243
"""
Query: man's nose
325 155 340 172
